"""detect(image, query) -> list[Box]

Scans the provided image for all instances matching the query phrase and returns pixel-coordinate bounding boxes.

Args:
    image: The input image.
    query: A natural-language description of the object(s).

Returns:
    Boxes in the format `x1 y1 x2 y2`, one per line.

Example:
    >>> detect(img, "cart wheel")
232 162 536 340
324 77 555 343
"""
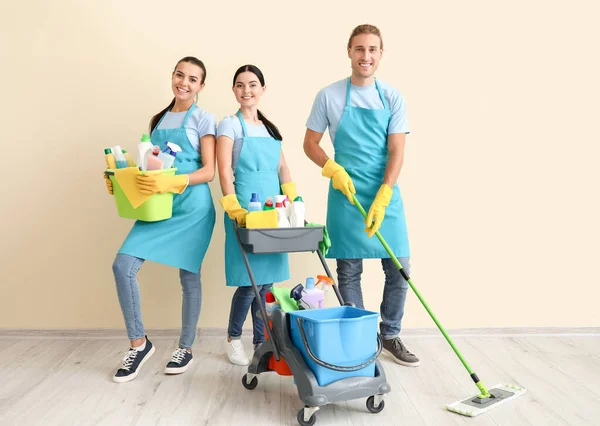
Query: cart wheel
242 374 258 390
366 395 385 413
297 408 316 426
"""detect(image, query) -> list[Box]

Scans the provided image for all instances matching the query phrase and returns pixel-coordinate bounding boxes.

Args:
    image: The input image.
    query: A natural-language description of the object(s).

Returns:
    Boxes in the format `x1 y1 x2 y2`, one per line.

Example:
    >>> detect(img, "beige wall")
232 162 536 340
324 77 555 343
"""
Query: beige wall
1 1 598 331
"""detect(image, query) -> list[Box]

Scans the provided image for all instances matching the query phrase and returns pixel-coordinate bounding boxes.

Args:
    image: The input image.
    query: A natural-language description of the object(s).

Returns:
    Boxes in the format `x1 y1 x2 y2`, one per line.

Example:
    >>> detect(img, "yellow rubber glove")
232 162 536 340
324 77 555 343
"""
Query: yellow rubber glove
281 182 297 202
219 194 248 225
365 184 393 238
136 173 189 195
104 173 113 195
321 159 355 204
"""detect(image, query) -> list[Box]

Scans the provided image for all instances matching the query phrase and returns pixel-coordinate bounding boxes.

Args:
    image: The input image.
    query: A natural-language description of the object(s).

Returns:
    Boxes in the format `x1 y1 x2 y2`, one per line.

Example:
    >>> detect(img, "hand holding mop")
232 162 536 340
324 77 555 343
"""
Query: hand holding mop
354 194 526 417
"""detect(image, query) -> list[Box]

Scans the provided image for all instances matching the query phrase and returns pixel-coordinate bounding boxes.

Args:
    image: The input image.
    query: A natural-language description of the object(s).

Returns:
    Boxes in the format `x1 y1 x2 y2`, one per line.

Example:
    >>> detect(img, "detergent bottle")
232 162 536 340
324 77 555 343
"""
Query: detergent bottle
301 277 325 309
248 193 262 212
290 196 305 227
137 134 153 170
263 197 274 211
145 146 163 170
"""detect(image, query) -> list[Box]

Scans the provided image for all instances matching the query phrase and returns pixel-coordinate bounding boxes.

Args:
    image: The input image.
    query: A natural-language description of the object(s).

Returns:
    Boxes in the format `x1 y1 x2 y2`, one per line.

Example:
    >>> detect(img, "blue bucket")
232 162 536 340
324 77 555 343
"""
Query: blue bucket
289 306 380 386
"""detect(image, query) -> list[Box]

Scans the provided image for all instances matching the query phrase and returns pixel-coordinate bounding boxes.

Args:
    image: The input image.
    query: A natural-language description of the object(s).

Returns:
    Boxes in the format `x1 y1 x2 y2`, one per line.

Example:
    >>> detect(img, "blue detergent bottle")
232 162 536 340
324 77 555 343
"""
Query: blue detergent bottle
248 193 262 212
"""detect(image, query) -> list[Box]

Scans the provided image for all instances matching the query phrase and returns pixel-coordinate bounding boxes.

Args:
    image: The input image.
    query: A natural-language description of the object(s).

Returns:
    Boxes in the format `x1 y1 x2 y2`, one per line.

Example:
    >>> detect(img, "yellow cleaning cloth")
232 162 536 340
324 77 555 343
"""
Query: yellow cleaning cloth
113 167 152 209
246 210 278 228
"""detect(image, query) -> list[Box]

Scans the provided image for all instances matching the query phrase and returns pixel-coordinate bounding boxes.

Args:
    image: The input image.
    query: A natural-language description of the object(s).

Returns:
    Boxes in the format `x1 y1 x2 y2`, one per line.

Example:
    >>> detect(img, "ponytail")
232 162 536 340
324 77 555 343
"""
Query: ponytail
149 98 175 134
257 109 282 141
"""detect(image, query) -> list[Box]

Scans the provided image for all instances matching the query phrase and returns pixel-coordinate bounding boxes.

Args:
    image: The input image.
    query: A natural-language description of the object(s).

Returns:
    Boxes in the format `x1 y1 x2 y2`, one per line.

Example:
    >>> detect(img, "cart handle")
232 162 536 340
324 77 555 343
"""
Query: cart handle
296 317 382 372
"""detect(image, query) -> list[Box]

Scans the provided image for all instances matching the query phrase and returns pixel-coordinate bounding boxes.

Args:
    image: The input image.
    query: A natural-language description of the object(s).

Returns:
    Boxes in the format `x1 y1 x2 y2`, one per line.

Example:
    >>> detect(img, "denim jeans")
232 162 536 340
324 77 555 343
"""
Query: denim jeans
336 257 410 339
227 284 272 345
112 253 202 349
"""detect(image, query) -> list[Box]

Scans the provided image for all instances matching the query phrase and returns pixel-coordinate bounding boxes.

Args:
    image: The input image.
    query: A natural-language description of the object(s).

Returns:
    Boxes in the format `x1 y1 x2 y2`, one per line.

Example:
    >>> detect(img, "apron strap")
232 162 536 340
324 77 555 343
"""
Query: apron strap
345 77 352 107
374 79 390 111
236 110 249 137
181 103 196 127
154 102 196 130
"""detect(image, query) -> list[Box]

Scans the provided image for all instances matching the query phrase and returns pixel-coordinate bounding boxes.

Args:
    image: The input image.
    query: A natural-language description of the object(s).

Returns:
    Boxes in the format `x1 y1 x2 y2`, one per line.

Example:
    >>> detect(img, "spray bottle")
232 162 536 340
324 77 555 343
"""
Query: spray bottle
276 201 290 227
157 142 182 169
301 277 325 309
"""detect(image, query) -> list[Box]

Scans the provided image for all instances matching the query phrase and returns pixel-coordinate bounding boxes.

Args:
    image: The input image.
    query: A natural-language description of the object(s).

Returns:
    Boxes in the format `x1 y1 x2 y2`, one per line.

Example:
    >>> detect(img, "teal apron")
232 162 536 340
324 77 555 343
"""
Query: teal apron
223 111 290 286
326 78 410 259
119 103 216 272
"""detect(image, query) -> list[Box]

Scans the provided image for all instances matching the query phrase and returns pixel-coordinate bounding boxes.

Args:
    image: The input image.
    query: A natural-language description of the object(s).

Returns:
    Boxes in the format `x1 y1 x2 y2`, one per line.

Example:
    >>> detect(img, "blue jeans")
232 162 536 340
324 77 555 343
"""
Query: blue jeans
112 254 202 349
227 284 272 345
336 258 410 340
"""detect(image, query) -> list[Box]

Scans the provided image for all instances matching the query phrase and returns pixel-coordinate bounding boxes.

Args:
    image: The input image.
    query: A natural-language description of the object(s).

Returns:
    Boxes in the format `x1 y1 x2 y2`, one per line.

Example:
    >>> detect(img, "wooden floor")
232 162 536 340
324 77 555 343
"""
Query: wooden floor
0 333 599 425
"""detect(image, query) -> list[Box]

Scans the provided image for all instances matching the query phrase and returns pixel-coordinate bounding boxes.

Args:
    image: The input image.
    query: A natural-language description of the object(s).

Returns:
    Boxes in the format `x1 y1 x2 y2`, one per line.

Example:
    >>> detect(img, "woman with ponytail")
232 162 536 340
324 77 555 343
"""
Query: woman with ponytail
216 65 297 365
105 57 217 382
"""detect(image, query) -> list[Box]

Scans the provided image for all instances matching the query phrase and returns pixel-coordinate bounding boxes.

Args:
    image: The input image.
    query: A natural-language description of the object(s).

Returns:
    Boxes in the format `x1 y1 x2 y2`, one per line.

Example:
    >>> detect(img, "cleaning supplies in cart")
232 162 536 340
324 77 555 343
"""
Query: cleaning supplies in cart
316 275 334 299
276 201 290 227
290 196 305 227
302 277 325 309
248 193 262 212
263 197 274 210
271 285 299 312
265 291 280 315
290 284 313 310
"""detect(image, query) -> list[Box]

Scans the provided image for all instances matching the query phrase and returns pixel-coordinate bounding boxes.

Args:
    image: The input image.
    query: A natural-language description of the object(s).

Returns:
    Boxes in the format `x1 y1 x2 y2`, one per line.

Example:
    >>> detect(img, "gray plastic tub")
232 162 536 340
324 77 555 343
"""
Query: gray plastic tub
237 226 324 254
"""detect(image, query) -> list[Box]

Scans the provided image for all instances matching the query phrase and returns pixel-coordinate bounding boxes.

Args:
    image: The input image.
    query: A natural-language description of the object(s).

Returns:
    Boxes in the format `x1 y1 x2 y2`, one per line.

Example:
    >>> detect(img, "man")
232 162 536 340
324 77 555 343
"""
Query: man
303 24 419 367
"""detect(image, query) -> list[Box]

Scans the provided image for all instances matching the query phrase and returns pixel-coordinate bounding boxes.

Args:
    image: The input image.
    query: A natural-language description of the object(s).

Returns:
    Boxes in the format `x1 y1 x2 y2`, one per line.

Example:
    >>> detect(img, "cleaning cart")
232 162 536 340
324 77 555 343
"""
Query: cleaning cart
233 223 390 426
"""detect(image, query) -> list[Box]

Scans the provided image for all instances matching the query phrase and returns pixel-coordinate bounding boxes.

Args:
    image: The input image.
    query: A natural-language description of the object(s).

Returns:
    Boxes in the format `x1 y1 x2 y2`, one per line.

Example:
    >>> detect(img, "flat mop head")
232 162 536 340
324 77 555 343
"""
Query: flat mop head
445 383 527 417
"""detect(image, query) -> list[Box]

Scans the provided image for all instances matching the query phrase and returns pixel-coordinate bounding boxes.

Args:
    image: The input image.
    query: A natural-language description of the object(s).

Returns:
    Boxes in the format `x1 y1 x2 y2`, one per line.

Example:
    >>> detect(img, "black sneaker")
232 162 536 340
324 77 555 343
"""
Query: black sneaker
164 348 194 375
382 337 420 367
113 337 155 383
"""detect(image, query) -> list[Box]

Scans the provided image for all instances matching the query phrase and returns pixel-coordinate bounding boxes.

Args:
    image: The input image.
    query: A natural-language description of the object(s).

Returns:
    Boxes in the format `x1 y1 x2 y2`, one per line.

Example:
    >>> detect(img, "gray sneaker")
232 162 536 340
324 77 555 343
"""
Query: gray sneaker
381 337 420 367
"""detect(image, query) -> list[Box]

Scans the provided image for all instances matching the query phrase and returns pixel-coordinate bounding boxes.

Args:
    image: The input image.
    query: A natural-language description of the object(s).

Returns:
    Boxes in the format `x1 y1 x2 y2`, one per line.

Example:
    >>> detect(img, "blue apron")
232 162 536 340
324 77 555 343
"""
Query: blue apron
119 103 216 273
326 78 410 259
223 111 290 286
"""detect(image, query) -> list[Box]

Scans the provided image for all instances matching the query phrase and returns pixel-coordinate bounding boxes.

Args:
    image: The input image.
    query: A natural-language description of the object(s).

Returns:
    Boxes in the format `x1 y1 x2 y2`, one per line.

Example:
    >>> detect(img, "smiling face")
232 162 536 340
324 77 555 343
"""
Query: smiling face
347 33 383 82
232 71 265 107
171 61 205 102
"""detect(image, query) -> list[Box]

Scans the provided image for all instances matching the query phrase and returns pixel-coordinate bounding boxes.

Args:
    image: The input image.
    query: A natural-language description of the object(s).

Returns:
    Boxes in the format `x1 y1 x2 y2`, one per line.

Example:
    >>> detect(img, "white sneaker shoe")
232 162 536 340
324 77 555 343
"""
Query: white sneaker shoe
226 339 249 366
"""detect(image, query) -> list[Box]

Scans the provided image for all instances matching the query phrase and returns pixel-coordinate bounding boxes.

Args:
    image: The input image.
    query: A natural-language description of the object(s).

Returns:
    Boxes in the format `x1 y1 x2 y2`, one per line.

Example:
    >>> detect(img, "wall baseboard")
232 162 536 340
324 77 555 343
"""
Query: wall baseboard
0 326 598 339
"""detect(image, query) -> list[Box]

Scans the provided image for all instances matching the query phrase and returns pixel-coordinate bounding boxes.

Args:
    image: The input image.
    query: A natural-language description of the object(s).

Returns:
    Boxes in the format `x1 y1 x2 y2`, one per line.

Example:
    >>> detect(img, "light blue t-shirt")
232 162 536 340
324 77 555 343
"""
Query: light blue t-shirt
217 115 271 173
306 78 410 143
157 106 216 153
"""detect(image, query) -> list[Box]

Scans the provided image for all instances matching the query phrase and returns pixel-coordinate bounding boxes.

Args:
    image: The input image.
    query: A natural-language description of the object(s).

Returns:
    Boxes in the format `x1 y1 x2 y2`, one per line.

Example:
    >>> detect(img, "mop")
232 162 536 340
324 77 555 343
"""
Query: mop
352 194 527 417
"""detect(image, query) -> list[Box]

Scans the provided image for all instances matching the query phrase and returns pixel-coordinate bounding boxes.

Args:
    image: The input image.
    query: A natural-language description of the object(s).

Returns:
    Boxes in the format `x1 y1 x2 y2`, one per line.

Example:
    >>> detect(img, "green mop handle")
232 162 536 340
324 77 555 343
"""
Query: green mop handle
353 194 491 398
